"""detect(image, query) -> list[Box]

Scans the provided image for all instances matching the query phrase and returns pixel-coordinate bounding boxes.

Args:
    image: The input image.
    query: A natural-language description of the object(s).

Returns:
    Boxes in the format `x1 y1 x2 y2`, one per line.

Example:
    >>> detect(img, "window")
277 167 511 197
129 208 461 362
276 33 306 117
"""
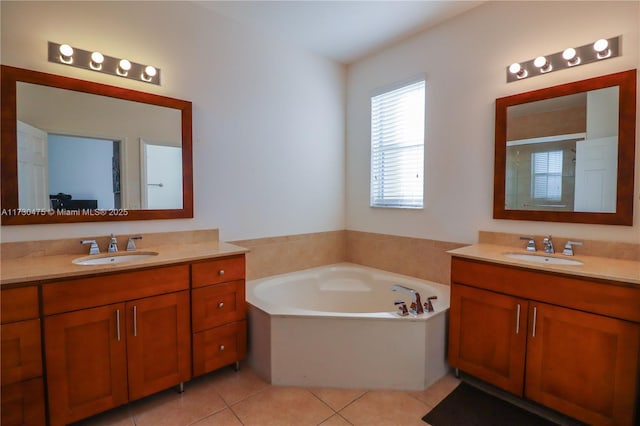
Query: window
532 150 563 200
370 79 425 208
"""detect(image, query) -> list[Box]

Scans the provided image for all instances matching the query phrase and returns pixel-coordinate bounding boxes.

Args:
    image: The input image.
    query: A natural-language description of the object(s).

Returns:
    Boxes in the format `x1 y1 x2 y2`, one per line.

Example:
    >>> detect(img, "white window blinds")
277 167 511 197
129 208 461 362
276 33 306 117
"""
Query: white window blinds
370 79 425 208
532 150 563 200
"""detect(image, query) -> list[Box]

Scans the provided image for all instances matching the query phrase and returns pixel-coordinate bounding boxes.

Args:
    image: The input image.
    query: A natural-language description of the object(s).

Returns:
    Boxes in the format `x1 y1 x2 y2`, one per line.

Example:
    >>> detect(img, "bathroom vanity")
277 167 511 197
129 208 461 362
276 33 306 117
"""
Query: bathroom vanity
0 234 247 426
448 245 639 426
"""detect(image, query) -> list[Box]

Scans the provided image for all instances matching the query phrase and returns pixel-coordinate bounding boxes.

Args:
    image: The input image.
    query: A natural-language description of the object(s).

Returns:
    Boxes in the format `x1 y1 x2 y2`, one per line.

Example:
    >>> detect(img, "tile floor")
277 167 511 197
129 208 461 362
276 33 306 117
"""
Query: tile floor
72 365 461 426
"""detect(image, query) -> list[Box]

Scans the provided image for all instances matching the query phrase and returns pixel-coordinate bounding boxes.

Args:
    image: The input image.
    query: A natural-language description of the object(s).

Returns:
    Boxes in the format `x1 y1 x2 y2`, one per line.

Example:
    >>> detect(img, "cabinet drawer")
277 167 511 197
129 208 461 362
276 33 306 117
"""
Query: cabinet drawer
1 319 42 385
1 377 46 426
1 287 39 324
192 281 246 332
193 321 246 376
451 257 640 322
43 265 190 315
192 256 245 288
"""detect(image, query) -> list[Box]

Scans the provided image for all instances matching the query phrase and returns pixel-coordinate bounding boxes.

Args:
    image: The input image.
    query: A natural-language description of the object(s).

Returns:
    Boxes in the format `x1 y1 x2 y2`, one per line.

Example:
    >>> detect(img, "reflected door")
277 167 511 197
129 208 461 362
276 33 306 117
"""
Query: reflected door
574 136 618 212
17 121 48 210
141 141 182 209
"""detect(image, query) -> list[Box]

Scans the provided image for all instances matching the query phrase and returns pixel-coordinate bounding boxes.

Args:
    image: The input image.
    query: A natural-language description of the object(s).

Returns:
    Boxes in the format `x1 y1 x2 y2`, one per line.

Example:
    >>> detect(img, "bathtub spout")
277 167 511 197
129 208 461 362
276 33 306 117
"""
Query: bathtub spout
391 284 424 315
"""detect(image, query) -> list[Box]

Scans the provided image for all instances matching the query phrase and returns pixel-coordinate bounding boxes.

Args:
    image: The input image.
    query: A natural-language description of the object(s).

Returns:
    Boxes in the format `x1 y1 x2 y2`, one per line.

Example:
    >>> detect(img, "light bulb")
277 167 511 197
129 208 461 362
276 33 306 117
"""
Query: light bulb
594 38 611 59
533 56 552 73
562 48 576 60
593 39 609 53
508 63 527 79
90 51 104 70
533 56 547 68
142 65 157 81
59 44 74 63
117 59 132 75
509 63 521 74
562 48 580 66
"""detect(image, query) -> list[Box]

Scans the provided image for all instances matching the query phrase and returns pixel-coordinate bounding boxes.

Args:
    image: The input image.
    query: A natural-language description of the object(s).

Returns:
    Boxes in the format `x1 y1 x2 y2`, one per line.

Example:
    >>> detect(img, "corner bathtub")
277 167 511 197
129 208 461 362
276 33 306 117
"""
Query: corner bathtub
246 263 451 391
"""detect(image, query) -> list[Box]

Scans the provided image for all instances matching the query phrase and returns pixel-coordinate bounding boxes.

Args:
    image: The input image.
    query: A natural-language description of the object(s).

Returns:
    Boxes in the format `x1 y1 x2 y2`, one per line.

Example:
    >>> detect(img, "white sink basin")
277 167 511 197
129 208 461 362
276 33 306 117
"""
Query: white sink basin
503 252 584 266
73 252 158 266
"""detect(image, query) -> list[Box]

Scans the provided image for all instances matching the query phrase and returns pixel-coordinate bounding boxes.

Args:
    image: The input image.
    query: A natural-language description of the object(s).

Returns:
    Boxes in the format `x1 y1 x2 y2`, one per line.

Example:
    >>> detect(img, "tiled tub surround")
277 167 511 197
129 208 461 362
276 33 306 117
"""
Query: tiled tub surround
232 230 466 284
246 264 451 391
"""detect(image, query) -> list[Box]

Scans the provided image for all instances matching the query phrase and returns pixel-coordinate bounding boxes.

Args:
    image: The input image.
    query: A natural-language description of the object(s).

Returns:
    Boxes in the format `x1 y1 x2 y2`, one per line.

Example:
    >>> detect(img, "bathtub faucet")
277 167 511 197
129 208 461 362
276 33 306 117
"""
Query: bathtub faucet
390 284 424 315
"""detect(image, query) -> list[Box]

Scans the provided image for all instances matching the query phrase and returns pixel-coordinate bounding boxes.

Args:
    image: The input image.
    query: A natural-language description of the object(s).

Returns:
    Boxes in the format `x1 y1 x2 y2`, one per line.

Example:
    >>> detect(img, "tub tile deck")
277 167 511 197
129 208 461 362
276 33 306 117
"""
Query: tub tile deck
72 365 458 426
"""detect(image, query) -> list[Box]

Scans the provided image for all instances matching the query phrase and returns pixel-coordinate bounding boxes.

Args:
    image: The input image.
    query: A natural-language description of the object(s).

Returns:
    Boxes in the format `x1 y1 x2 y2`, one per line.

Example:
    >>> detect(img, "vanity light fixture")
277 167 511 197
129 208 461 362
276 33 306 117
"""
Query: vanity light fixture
506 35 620 83
48 41 161 85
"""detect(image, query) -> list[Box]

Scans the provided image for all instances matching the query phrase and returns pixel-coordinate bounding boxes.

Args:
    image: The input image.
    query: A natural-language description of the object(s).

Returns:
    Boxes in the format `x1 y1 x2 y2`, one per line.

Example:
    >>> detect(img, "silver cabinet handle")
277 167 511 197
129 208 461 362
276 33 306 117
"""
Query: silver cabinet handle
219 345 225 351
218 302 225 309
516 304 521 334
532 306 538 337
218 269 225 276
116 309 121 342
133 305 138 337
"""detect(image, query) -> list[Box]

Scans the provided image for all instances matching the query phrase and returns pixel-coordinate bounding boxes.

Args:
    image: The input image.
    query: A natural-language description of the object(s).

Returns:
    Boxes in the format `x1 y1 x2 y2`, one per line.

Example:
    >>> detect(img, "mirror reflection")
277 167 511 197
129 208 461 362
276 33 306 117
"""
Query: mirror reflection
16 82 182 211
505 87 619 213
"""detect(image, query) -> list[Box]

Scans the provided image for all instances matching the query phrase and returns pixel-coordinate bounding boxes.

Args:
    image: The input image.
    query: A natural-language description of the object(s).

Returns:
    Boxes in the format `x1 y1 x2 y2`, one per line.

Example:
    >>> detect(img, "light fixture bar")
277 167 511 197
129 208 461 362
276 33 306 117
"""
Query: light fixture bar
506 36 620 83
48 41 161 85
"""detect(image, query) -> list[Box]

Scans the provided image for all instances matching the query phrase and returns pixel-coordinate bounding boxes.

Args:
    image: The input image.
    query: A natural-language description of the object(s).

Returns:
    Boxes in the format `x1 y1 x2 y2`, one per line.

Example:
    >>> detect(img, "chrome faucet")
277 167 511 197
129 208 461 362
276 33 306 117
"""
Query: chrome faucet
543 235 554 254
108 234 118 253
391 284 424 315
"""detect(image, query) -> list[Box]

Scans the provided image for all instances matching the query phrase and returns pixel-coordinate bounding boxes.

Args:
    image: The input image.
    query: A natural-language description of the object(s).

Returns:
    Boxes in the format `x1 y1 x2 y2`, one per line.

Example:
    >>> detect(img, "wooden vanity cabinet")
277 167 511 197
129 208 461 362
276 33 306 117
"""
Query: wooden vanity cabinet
0 286 46 426
191 255 247 376
42 265 191 426
448 257 640 426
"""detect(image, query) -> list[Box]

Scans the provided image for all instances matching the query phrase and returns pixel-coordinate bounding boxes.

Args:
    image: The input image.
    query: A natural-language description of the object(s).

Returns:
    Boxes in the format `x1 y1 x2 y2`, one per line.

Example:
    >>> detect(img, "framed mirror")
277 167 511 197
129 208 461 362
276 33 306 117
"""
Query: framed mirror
1 65 193 225
494 69 636 225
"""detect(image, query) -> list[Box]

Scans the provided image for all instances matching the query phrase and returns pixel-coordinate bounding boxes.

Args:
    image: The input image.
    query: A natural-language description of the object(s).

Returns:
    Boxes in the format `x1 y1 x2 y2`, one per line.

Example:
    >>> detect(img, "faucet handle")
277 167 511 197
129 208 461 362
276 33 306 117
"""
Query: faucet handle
562 241 583 256
394 301 409 316
126 236 142 251
81 240 100 255
423 296 438 313
519 236 536 252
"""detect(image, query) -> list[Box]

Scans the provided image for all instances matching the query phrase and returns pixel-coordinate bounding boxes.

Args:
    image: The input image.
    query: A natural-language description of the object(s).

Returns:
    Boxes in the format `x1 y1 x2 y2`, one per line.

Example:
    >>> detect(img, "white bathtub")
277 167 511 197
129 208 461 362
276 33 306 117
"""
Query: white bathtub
246 263 451 391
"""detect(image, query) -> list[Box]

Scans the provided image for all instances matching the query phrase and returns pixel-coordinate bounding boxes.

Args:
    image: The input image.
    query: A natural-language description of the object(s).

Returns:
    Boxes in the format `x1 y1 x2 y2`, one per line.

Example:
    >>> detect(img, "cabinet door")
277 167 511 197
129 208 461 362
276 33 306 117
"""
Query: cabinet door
448 283 528 395
126 291 191 401
44 304 128 426
526 302 640 426
1 319 42 385
1 377 46 426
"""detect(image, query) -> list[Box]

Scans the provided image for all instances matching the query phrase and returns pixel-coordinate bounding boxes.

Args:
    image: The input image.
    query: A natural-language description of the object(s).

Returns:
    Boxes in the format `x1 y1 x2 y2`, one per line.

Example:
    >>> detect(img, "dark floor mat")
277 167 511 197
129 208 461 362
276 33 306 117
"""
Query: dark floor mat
422 382 559 426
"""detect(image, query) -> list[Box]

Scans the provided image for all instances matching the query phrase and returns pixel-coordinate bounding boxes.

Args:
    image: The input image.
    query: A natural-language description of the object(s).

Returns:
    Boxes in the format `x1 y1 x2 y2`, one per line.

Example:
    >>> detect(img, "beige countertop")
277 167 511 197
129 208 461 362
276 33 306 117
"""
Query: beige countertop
448 244 640 286
1 240 248 287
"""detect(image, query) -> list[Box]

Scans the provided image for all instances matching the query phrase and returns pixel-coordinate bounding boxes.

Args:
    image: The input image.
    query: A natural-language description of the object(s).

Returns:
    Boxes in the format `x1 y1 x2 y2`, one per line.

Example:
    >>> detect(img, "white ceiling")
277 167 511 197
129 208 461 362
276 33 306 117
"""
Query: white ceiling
196 1 484 64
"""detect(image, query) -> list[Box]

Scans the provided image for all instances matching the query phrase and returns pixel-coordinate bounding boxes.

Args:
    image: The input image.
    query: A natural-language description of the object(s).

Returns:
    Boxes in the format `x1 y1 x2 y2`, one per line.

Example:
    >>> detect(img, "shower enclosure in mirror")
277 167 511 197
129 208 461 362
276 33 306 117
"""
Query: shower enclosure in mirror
494 69 636 225
1 65 193 225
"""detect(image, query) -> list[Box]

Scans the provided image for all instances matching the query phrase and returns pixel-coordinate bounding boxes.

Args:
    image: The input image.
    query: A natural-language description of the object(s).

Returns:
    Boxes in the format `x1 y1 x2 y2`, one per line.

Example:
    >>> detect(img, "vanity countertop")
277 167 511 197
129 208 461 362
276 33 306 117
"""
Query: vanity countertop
448 244 640 286
0 240 248 287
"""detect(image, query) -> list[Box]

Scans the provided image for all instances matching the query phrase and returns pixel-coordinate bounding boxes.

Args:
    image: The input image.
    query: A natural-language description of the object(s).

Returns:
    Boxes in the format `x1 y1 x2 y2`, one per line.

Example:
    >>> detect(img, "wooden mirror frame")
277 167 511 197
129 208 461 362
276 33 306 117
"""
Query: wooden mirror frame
493 69 636 225
1 65 193 225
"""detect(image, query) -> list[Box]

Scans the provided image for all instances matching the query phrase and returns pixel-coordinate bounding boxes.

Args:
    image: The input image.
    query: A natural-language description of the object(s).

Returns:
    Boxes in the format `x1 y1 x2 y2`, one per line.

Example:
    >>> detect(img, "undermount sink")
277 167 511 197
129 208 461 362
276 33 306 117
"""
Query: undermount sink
503 252 584 266
73 252 159 266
